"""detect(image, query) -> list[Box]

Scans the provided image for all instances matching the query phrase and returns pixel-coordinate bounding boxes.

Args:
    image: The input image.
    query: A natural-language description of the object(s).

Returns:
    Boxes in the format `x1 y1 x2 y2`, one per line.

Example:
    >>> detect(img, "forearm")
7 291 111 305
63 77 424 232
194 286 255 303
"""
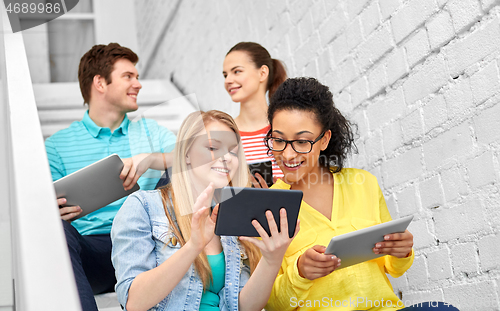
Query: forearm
147 152 173 170
238 259 281 311
126 241 200 311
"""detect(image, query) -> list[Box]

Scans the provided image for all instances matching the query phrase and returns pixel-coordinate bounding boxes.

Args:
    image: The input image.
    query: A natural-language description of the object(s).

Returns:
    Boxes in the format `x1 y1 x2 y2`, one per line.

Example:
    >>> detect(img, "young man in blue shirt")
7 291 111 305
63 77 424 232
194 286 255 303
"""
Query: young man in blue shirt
45 43 175 311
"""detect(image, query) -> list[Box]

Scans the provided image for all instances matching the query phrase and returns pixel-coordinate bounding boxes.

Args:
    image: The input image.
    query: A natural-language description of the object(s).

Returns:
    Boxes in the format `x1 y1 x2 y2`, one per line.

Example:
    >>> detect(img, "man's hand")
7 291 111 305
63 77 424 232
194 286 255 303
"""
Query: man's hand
297 245 341 280
373 229 413 258
58 197 82 221
120 153 153 190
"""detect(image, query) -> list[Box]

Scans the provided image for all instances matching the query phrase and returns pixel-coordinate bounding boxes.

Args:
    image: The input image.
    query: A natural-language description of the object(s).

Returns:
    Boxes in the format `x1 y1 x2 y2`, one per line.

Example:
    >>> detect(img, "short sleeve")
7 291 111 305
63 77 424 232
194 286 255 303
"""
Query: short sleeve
44 137 65 181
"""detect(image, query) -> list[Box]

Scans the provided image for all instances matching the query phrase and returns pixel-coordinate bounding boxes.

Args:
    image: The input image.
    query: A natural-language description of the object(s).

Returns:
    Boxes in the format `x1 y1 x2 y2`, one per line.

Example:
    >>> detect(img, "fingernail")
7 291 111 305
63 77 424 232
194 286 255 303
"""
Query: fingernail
331 256 336 260
384 236 389 240
376 243 381 248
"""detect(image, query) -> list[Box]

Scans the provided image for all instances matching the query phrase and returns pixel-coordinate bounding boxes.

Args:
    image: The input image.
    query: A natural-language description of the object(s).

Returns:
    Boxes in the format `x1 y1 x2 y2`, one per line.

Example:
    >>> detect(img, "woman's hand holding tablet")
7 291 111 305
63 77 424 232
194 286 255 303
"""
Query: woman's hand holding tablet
239 208 300 266
373 229 414 258
297 245 341 280
214 187 302 238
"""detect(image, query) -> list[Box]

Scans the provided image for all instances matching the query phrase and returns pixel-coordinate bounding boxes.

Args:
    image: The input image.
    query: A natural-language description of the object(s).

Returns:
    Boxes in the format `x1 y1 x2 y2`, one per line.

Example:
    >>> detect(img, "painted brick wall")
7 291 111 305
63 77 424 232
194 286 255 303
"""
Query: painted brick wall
135 0 500 309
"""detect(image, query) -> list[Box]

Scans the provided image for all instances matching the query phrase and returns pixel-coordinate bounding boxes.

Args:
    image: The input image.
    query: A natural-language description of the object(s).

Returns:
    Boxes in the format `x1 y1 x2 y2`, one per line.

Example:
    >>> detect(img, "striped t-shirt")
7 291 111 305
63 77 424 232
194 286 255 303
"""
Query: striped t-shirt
240 125 283 179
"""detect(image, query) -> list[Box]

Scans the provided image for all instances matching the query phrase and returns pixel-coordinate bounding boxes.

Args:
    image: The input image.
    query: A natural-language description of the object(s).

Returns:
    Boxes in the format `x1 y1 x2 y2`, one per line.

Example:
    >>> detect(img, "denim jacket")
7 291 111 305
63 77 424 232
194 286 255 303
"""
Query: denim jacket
111 190 250 311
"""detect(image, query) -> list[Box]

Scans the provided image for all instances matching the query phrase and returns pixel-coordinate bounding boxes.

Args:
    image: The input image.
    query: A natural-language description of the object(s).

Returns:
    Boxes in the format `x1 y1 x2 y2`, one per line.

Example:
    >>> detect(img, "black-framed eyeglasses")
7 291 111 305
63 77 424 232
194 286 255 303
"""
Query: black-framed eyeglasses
265 132 326 154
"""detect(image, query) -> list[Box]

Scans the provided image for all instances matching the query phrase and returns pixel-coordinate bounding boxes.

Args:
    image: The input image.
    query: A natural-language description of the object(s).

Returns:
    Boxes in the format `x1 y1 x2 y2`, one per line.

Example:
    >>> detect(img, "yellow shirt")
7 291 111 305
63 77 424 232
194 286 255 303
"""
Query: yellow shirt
266 168 414 311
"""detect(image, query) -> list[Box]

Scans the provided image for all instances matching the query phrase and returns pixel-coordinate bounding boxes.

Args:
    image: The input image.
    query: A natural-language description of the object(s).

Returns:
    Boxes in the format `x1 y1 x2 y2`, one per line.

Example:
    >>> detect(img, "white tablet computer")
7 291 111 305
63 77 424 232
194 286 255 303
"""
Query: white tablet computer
54 154 140 220
325 215 413 270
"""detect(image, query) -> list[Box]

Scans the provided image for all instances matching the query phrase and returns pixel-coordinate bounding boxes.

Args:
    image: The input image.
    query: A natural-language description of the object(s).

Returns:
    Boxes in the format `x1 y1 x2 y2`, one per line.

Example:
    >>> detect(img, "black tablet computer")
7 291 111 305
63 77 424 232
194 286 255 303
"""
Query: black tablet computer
214 187 303 238
248 160 274 187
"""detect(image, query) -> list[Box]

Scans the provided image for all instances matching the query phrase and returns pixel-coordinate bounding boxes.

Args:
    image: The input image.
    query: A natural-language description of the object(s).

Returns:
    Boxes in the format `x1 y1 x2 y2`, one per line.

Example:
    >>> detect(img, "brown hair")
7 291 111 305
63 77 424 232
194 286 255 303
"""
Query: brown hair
160 110 261 289
227 42 287 99
78 43 139 104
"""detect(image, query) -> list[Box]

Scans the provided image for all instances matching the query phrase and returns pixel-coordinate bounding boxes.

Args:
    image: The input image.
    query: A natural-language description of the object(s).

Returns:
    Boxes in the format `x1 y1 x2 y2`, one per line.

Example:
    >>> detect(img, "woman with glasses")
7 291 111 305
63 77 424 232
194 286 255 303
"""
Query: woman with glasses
264 78 456 310
222 42 287 187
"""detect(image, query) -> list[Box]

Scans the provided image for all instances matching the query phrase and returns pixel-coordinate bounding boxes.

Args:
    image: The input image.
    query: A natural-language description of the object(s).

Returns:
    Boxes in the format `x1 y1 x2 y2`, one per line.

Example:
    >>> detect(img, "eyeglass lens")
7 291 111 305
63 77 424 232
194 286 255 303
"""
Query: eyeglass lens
270 139 311 153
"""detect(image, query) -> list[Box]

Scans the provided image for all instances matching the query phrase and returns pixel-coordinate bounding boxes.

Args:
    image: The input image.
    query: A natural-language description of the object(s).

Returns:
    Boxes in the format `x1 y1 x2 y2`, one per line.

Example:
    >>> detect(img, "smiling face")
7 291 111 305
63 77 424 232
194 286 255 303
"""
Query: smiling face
103 58 142 114
222 50 268 103
271 109 331 186
186 121 240 190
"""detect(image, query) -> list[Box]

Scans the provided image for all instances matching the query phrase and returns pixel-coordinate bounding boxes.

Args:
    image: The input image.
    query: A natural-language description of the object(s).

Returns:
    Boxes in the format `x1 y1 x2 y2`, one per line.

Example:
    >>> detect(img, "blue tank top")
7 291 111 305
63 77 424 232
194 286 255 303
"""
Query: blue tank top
199 251 225 310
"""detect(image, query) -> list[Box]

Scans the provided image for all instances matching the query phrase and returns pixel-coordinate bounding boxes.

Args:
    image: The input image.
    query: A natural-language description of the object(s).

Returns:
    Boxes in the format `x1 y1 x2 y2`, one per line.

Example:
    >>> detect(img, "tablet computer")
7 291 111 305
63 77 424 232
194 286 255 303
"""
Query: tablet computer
248 160 274 187
325 215 414 270
214 187 302 238
54 154 140 220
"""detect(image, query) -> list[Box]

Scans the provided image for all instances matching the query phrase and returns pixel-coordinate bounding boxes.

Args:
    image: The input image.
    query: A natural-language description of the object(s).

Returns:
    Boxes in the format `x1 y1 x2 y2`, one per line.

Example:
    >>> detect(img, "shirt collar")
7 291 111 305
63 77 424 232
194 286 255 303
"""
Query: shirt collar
272 178 291 189
117 115 130 135
82 110 130 137
82 110 101 138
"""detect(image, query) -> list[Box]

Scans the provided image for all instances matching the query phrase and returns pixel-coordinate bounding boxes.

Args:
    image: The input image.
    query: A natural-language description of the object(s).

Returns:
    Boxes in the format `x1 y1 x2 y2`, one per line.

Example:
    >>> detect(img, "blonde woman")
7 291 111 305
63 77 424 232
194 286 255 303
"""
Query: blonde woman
111 110 299 311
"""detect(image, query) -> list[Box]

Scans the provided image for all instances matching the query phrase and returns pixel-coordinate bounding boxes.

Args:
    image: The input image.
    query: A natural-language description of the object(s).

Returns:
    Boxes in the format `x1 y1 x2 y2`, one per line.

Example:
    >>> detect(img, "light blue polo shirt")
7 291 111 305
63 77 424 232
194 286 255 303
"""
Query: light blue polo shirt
45 111 176 235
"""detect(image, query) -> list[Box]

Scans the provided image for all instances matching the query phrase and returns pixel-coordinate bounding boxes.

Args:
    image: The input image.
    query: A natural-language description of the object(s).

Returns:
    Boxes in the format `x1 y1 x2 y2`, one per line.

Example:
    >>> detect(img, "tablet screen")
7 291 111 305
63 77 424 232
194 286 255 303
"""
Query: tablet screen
214 187 303 238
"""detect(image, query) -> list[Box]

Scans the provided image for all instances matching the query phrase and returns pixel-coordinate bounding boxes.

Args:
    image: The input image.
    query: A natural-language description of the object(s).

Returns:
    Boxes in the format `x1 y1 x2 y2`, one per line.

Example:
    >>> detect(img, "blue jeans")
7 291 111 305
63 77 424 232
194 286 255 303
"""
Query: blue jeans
62 220 116 311
401 302 459 310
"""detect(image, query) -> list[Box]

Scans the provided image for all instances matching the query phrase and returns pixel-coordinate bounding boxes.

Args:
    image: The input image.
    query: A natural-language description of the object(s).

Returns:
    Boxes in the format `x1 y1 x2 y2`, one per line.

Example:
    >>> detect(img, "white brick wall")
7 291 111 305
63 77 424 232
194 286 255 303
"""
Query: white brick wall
135 1 500 309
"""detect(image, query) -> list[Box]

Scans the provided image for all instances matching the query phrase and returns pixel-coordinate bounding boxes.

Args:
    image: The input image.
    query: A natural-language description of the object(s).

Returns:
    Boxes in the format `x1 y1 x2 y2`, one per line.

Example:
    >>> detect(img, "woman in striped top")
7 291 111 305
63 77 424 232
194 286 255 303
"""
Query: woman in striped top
222 42 287 187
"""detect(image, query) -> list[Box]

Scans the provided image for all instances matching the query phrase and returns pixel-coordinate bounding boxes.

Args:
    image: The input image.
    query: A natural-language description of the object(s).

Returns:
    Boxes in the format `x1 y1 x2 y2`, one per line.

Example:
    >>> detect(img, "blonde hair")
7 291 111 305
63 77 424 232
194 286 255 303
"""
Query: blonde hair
160 110 261 288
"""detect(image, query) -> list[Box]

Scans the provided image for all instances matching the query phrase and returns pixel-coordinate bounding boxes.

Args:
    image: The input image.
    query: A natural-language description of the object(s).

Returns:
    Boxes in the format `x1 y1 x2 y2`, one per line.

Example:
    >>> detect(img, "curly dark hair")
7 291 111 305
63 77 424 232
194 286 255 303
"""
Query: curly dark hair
78 43 139 104
267 77 357 173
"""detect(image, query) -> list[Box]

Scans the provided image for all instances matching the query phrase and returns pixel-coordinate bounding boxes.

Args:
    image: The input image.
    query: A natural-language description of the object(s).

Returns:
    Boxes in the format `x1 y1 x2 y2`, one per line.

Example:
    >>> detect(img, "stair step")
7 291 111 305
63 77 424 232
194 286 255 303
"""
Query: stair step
33 80 184 109
34 80 197 138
